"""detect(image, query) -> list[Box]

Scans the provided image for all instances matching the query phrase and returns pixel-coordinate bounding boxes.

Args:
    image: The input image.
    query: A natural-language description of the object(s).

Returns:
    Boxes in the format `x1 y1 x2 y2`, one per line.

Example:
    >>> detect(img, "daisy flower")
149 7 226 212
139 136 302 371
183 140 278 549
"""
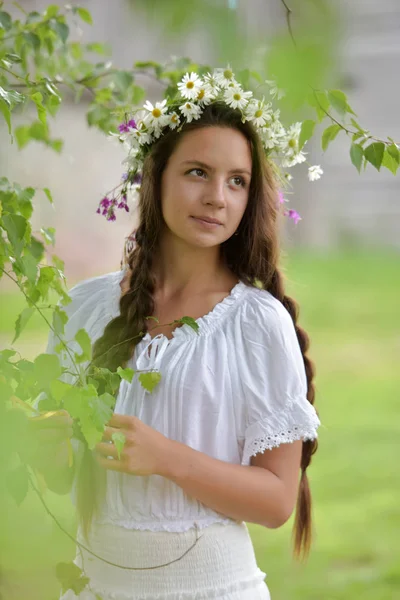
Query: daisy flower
245 99 273 127
168 111 181 130
196 83 216 106
177 73 203 100
143 99 169 129
179 101 202 122
214 66 237 89
203 71 220 90
308 165 324 181
129 125 152 146
224 86 253 110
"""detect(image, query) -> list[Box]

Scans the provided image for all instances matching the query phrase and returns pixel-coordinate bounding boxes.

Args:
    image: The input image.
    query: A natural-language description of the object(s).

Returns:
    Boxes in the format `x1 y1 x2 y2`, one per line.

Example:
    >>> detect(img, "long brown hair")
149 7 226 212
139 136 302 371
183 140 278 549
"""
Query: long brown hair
78 102 318 559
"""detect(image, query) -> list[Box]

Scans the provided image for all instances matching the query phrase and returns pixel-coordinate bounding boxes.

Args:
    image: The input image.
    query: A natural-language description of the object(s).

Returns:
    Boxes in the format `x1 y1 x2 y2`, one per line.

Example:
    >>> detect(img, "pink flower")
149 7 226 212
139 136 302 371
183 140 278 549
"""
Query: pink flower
284 209 302 225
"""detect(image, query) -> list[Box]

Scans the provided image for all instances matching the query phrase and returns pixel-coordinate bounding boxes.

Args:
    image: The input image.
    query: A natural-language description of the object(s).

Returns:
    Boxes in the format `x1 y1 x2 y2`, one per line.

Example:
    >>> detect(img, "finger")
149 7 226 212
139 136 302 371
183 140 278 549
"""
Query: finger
95 442 119 460
102 426 124 442
107 414 136 429
95 454 128 472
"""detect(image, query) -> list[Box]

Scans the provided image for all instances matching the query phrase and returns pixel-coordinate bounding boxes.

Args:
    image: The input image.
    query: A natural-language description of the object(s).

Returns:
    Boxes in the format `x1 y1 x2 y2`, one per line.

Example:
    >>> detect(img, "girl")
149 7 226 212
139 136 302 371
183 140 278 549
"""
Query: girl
36 74 320 599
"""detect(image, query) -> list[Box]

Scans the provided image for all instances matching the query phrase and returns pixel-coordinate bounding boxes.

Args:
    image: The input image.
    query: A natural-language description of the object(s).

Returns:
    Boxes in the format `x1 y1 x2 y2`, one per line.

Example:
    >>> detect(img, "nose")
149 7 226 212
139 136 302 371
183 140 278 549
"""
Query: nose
203 177 226 208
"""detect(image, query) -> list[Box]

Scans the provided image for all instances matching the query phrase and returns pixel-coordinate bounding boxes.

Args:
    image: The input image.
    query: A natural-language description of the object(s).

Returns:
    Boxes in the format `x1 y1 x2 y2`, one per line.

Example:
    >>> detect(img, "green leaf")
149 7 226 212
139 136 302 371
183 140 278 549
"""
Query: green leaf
111 432 126 460
51 21 69 43
20 253 38 283
75 329 92 363
40 227 55 245
321 124 342 151
91 393 114 429
350 118 364 133
381 148 399 175
45 5 59 19
117 366 135 383
350 143 364 174
13 307 35 344
0 86 25 108
138 371 162 393
113 71 134 93
34 353 62 387
2 214 27 251
52 306 68 337
327 89 351 116
56 561 90 596
30 92 47 127
22 32 41 51
7 465 29 506
86 42 111 55
179 316 200 333
76 7 93 24
36 265 55 298
0 11 12 30
387 143 400 163
364 142 385 171
0 98 11 134
299 120 316 151
308 90 330 122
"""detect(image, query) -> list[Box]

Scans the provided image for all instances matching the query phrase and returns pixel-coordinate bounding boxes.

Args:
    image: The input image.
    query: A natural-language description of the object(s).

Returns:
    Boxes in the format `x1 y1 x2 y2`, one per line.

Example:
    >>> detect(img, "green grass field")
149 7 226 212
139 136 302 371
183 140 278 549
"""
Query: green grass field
1 250 399 600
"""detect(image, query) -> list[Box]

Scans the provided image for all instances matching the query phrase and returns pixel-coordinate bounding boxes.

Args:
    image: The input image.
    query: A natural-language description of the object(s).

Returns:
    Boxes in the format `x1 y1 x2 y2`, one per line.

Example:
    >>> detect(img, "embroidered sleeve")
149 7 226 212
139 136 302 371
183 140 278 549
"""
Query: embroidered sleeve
239 291 320 466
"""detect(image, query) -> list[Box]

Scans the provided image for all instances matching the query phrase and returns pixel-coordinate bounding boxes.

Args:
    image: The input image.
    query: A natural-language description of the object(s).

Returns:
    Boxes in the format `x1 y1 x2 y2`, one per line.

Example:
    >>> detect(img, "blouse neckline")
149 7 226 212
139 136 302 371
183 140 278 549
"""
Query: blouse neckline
139 279 249 343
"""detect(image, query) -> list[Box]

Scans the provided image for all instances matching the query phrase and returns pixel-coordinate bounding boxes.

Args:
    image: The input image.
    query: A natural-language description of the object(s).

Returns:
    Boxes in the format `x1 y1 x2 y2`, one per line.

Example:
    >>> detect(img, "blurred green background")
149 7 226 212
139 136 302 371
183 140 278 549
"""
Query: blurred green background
1 250 399 600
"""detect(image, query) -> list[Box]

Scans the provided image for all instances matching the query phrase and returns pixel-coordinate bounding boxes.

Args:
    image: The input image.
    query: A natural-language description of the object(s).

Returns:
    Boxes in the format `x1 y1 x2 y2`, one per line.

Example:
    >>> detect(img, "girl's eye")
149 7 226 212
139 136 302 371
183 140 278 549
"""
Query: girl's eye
230 176 245 188
188 168 205 178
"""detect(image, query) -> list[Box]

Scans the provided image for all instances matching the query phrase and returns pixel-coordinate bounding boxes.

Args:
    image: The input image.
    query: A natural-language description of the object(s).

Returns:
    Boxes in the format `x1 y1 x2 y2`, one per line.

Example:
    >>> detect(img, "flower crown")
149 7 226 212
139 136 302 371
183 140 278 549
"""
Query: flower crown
97 66 323 224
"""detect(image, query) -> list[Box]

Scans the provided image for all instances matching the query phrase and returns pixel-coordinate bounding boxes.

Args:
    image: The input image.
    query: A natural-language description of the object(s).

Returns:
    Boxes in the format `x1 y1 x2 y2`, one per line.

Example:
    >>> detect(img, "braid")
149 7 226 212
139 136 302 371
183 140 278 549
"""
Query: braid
77 226 157 540
266 267 319 560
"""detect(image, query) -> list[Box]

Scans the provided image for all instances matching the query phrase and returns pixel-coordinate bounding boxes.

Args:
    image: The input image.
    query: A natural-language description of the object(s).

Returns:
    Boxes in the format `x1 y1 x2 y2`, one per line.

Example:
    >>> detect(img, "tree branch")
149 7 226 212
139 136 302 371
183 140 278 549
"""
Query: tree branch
279 0 297 47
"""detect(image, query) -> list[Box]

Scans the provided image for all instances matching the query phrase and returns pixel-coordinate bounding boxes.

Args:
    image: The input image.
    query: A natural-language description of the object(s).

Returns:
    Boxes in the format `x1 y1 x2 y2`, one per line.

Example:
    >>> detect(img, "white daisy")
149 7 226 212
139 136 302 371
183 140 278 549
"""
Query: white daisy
203 71 220 90
308 165 323 181
177 73 202 100
179 101 202 122
224 86 253 110
245 100 273 127
195 83 216 106
281 151 307 168
168 111 181 130
214 66 237 89
129 124 153 146
143 99 169 129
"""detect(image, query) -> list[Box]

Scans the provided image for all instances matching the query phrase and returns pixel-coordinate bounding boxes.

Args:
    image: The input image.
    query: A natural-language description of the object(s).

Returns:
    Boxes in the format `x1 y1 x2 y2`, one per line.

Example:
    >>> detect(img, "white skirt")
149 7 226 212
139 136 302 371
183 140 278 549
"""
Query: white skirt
60 520 271 600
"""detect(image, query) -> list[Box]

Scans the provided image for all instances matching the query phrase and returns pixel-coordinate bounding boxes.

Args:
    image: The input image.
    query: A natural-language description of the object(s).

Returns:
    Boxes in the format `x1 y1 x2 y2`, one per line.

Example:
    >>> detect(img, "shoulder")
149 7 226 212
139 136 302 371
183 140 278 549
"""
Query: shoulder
61 270 124 342
239 283 296 343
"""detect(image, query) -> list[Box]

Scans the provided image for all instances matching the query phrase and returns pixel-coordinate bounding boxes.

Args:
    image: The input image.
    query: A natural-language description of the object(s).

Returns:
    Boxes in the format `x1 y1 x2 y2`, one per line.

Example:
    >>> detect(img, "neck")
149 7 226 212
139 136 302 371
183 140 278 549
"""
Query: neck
153 230 232 297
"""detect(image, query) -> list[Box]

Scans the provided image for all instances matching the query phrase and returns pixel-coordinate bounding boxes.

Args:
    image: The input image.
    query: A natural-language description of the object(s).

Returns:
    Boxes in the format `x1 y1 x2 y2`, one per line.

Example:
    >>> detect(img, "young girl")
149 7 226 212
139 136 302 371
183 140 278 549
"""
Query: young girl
37 71 320 599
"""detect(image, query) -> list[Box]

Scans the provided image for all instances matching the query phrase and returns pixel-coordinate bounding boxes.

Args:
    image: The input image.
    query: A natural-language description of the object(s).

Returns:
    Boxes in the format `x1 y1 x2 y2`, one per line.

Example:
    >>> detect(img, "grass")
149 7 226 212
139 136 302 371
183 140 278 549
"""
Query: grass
1 249 399 600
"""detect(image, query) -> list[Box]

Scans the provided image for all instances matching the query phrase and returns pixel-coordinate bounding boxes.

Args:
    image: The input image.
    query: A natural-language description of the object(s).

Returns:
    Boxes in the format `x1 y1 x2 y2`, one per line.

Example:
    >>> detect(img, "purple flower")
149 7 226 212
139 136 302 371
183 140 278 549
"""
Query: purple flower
121 172 128 182
128 119 137 129
133 172 142 184
96 208 101 214
107 210 116 222
99 197 111 209
278 190 285 205
286 209 302 225
118 123 130 133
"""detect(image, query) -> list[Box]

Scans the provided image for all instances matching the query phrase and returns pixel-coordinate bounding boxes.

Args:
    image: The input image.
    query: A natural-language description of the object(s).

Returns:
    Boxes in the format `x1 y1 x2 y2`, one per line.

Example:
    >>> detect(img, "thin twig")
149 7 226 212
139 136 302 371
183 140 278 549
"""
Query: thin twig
27 471 204 570
0 268 78 376
279 0 297 47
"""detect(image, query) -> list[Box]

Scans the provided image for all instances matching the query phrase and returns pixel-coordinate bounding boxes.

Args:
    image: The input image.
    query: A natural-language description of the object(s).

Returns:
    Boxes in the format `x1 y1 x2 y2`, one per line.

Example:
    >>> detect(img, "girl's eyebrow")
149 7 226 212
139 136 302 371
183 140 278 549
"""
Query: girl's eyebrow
181 159 251 177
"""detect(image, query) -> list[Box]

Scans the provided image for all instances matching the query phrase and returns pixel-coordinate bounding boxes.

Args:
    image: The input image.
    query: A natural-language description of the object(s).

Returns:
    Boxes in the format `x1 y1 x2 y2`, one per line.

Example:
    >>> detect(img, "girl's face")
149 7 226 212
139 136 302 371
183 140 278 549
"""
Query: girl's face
160 126 252 249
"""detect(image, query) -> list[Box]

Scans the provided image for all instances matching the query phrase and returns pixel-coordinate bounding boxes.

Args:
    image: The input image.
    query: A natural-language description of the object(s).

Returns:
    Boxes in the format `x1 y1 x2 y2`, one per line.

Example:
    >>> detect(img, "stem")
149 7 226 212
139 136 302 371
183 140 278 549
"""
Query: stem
27 471 203 571
279 0 297 47
0 268 79 377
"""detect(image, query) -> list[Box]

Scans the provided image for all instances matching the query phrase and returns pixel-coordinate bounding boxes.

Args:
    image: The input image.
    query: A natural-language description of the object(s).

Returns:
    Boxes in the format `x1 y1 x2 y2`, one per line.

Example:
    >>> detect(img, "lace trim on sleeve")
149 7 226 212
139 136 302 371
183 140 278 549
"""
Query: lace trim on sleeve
241 397 320 465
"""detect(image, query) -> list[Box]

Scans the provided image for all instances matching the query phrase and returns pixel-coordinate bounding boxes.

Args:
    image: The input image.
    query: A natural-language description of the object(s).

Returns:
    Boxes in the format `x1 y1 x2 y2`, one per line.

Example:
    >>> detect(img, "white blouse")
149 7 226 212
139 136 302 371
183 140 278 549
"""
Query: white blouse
46 270 320 533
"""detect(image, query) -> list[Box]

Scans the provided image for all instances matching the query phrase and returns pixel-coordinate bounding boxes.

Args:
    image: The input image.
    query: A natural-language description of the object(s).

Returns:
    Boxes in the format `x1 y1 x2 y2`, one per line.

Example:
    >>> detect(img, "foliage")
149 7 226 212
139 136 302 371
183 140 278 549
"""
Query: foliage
0 1 398 597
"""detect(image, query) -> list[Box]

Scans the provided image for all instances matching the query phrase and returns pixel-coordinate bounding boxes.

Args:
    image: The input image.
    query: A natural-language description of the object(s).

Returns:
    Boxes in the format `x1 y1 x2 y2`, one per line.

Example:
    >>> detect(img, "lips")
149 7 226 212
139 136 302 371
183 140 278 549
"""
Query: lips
192 216 223 225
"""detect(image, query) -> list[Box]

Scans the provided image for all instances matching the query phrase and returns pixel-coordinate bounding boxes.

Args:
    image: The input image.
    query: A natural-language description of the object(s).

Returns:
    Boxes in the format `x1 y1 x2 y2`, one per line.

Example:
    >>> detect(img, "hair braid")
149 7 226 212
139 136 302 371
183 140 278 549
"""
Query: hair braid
265 266 319 559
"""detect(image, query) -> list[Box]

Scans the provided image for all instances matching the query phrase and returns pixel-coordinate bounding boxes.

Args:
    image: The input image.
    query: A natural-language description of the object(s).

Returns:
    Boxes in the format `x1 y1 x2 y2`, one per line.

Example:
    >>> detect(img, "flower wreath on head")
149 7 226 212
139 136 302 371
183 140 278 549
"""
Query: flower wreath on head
98 66 323 229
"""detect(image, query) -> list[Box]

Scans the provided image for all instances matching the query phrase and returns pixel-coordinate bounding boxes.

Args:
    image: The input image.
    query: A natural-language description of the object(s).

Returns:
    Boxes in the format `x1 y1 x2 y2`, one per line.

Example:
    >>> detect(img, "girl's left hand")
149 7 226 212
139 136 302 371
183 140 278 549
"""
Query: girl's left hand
95 414 176 478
